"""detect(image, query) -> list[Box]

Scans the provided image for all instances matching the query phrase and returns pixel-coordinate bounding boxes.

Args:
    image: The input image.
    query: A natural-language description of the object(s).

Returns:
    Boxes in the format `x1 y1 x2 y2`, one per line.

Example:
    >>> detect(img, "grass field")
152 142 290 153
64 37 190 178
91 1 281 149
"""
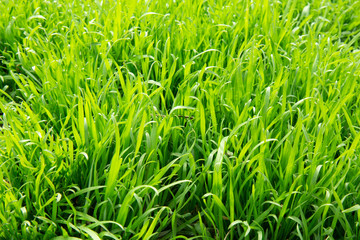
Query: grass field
1 0 360 239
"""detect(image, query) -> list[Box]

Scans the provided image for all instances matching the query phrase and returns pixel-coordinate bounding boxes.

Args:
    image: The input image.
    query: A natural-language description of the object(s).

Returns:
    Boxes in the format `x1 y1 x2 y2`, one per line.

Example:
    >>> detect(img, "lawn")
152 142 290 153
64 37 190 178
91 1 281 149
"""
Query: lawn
1 0 360 239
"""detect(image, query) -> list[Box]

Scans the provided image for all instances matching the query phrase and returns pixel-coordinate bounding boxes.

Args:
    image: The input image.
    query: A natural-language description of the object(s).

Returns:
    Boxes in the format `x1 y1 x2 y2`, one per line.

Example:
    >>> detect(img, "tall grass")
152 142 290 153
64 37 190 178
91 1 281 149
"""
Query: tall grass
1 0 360 239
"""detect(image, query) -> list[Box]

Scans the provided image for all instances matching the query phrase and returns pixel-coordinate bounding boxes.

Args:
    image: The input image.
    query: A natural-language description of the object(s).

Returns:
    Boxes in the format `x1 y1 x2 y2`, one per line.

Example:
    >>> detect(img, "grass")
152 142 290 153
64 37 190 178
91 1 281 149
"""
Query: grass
1 0 360 239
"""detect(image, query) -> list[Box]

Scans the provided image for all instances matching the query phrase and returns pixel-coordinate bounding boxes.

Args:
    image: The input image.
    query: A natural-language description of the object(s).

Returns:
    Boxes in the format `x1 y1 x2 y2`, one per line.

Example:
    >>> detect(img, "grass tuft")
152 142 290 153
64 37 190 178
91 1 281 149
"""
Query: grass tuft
1 0 360 239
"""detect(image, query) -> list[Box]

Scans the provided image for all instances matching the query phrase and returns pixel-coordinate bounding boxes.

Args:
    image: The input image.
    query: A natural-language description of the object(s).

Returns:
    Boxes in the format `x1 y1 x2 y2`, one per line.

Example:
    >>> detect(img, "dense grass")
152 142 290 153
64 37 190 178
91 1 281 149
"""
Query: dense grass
1 0 360 239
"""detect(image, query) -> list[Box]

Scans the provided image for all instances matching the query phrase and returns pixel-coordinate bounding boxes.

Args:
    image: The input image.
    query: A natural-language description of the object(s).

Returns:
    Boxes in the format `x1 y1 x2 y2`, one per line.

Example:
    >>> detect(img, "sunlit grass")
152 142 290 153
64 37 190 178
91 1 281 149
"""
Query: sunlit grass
1 0 360 239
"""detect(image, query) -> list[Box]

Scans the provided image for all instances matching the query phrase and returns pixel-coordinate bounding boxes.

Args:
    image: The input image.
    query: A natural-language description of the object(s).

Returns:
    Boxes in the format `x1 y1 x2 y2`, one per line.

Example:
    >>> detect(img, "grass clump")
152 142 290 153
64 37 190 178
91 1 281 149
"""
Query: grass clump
1 0 360 239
